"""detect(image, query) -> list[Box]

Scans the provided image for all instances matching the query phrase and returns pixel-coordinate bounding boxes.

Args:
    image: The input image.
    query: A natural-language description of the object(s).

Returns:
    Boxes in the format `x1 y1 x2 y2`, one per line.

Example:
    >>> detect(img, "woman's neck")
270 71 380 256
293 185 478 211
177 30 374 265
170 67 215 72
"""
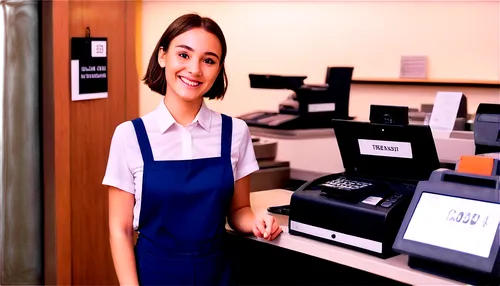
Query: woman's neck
163 95 203 127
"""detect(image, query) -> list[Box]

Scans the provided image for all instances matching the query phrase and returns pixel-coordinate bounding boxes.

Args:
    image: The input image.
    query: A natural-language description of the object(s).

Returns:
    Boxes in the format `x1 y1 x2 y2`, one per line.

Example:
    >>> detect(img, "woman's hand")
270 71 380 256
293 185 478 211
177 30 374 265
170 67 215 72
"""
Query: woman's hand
252 214 283 241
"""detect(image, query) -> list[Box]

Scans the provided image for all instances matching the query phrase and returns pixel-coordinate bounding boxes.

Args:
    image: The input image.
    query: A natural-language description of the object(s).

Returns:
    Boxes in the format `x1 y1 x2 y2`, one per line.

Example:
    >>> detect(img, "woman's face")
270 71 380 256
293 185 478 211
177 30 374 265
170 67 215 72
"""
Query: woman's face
159 28 222 102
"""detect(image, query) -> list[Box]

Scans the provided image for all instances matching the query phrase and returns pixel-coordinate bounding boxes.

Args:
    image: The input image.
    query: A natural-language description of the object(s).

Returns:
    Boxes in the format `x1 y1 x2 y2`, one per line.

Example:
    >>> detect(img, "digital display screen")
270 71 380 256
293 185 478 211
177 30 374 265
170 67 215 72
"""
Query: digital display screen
403 192 500 258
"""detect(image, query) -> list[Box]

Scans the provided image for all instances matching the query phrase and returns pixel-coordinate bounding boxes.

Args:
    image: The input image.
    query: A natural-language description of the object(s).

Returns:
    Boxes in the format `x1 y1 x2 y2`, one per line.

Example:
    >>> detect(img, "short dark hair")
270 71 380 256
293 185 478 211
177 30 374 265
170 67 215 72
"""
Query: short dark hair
142 14 228 100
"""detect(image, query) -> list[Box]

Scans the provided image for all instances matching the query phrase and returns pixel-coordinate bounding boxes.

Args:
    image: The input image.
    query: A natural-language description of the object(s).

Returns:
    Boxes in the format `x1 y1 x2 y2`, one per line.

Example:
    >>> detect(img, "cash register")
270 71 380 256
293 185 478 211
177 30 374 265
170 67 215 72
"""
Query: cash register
239 67 354 130
287 105 441 258
392 155 500 285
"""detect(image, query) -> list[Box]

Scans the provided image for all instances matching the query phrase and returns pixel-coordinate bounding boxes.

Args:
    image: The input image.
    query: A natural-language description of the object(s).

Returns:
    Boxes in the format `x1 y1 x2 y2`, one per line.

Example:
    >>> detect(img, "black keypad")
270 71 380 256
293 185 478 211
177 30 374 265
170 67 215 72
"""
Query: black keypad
320 177 373 192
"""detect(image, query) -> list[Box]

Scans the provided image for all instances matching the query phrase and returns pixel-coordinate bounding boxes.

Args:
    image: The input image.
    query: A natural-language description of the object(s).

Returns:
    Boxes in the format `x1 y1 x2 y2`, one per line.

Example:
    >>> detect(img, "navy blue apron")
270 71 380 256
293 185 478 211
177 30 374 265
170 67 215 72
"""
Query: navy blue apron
132 114 236 286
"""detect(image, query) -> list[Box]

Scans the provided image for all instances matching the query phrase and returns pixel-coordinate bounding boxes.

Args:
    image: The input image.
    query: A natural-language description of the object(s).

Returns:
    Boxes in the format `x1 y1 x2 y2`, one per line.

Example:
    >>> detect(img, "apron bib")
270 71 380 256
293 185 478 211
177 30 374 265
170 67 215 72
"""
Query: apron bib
132 114 235 286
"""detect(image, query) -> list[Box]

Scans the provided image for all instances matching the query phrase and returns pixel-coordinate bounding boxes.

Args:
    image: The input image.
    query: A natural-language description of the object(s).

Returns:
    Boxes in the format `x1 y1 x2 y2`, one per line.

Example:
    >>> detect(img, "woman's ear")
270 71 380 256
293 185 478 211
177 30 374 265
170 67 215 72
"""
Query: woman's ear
158 46 166 68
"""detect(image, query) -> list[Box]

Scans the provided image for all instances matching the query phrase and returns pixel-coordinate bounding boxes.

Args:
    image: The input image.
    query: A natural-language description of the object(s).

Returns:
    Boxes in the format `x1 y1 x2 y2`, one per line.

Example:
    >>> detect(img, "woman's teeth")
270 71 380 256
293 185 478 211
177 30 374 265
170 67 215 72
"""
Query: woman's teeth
180 76 201 87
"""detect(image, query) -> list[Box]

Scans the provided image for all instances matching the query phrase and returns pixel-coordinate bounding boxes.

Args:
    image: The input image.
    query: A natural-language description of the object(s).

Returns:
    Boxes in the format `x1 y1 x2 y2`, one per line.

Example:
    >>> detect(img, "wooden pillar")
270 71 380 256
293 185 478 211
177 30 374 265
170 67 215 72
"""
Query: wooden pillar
42 0 72 284
42 1 140 285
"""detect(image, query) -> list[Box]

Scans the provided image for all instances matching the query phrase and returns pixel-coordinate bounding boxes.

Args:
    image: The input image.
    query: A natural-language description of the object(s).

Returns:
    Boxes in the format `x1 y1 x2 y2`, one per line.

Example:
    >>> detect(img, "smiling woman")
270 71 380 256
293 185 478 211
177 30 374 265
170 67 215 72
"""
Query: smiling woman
104 13 282 286
159 28 223 102
143 14 228 101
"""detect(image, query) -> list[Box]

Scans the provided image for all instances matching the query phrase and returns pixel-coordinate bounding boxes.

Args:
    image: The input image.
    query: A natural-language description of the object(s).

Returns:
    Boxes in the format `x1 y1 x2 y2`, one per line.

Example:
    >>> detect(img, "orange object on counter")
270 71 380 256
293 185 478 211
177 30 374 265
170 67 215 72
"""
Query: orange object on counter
456 155 495 176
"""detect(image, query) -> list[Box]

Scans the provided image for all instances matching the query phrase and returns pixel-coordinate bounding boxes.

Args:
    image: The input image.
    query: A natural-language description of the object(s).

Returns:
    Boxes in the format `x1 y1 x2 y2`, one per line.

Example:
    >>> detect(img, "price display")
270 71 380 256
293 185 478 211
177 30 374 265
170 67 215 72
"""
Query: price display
403 192 500 258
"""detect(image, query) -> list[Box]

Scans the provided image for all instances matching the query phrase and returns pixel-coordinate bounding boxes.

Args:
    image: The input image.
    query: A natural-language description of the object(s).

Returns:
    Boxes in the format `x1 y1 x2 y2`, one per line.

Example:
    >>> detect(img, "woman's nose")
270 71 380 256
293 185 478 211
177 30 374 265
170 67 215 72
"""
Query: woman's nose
187 60 201 75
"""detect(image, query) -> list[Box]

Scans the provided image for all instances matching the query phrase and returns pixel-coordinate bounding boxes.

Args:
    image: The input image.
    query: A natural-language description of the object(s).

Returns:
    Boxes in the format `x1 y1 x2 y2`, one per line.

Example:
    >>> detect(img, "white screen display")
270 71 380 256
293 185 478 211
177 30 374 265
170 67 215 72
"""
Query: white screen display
403 192 500 258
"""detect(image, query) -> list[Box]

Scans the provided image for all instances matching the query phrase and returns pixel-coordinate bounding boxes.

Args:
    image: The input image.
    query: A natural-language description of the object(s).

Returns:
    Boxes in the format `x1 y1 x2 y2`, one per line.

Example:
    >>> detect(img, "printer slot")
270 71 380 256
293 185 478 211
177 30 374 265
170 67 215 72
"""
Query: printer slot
442 173 497 189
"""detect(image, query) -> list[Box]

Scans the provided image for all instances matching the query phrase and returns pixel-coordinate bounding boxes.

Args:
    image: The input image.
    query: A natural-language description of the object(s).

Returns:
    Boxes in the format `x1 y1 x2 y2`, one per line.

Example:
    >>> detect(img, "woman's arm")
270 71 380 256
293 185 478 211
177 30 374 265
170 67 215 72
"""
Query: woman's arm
109 186 139 285
227 175 282 240
227 175 255 234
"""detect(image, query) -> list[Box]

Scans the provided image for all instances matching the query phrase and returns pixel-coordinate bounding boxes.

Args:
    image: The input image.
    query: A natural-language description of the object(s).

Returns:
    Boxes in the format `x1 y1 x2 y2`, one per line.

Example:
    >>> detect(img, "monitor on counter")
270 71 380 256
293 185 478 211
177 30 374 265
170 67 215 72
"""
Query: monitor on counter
403 192 500 259
393 171 500 276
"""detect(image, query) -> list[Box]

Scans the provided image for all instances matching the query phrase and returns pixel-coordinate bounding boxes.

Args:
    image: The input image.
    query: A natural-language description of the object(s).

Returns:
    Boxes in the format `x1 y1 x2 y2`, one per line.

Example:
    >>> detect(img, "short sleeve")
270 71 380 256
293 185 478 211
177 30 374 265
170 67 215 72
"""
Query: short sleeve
234 120 259 181
102 122 135 194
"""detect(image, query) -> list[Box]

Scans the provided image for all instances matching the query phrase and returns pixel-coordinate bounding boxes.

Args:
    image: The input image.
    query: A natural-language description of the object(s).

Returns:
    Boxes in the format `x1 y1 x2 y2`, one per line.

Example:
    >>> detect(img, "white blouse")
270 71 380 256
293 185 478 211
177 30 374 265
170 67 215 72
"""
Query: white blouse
102 100 260 229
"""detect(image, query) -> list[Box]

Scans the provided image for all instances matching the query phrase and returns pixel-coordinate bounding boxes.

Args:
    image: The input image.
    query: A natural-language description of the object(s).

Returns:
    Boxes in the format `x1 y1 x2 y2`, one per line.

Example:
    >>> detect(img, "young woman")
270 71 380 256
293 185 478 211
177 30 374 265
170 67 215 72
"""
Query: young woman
103 13 283 285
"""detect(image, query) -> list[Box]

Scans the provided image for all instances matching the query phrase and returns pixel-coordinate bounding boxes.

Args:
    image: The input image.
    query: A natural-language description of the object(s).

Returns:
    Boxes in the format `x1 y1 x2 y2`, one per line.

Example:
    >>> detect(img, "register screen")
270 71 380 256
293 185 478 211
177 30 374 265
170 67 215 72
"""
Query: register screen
403 192 500 258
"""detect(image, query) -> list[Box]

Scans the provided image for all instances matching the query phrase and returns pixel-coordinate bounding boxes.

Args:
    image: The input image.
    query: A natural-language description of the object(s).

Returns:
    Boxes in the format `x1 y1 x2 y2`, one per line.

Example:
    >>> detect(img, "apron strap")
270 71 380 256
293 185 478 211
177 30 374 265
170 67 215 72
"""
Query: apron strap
220 114 233 159
131 118 155 166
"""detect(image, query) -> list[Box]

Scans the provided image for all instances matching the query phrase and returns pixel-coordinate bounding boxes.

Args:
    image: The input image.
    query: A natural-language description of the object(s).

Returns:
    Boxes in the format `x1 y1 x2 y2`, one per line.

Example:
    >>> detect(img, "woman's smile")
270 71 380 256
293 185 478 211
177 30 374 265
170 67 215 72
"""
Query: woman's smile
178 76 202 88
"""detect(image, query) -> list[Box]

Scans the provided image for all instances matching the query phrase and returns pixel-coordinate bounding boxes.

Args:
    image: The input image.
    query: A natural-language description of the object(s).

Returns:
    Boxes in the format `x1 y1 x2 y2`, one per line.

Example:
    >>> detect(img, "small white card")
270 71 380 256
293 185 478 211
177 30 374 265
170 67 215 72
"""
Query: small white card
358 139 413 159
91 40 107 58
362 196 383 206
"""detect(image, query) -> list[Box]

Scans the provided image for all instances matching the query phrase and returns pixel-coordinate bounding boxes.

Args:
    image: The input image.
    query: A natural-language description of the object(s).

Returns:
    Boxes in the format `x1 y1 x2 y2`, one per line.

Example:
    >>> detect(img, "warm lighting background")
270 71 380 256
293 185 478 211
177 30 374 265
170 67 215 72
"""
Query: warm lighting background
138 1 499 120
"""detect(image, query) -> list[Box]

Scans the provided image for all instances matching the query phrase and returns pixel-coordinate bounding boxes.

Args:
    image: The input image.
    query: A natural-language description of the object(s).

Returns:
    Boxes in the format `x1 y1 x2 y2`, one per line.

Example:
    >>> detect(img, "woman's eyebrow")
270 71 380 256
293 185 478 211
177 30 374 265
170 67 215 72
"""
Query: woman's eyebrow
175 44 220 60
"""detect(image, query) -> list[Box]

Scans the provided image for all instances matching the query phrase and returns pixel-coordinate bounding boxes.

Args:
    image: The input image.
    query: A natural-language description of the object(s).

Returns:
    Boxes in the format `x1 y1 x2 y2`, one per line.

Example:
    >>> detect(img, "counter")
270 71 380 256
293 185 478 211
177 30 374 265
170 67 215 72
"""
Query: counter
226 189 468 286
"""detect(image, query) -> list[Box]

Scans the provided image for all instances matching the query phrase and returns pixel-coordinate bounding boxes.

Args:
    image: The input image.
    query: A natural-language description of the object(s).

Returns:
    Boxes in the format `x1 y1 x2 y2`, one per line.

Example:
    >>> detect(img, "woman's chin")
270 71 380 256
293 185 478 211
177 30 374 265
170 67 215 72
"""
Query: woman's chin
176 91 204 102
167 84 206 103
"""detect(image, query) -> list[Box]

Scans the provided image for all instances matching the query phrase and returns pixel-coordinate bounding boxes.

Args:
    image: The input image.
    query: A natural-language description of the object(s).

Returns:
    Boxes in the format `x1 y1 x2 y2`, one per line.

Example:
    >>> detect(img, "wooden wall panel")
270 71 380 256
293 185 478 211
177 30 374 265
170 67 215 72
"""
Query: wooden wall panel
126 1 140 119
42 0 72 285
43 0 139 285
70 1 126 284
69 1 125 284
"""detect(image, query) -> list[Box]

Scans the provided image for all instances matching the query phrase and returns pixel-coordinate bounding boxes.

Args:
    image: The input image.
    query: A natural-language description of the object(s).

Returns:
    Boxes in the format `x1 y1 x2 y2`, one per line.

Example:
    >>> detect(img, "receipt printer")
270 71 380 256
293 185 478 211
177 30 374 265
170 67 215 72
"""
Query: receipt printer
288 175 415 259
392 158 500 285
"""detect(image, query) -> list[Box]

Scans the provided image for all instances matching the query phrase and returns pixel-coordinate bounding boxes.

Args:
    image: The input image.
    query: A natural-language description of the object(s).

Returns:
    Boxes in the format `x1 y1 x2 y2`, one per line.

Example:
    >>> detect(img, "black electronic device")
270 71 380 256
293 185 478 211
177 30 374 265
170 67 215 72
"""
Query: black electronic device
369 105 409 126
239 67 354 130
392 168 500 285
287 119 441 258
474 103 500 155
267 205 291 216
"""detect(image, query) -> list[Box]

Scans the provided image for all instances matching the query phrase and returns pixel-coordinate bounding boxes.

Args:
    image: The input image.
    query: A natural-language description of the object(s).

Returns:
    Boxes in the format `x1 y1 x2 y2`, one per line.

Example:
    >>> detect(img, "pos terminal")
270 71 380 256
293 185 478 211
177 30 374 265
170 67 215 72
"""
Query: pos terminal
288 114 441 258
392 156 500 285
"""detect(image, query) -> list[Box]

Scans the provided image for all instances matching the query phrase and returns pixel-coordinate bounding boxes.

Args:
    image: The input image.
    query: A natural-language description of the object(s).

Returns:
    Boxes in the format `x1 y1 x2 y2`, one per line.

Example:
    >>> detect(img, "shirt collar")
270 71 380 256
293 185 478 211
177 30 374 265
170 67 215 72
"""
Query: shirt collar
156 100 212 133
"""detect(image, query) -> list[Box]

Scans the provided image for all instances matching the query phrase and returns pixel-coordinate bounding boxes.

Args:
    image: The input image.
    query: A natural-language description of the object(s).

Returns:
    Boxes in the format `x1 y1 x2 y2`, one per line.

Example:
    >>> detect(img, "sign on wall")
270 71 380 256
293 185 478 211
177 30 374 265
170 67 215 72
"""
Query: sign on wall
70 37 108 101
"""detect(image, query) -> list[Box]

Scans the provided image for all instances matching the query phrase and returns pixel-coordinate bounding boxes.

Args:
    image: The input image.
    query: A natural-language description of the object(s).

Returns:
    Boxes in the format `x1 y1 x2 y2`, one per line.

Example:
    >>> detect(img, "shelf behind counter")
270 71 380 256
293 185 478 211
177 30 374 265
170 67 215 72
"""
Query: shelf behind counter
249 126 475 176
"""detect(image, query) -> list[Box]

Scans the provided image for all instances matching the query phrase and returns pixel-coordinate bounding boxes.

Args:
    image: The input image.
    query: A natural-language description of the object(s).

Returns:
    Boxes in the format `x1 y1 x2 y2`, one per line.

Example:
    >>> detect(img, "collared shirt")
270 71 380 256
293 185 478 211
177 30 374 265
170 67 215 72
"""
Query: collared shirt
102 100 259 229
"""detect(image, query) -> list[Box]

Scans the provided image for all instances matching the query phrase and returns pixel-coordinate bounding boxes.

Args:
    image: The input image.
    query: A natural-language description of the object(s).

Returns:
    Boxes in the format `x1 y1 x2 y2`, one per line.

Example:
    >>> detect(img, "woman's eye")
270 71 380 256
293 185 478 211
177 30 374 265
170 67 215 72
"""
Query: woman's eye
204 58 216 65
179 53 189 59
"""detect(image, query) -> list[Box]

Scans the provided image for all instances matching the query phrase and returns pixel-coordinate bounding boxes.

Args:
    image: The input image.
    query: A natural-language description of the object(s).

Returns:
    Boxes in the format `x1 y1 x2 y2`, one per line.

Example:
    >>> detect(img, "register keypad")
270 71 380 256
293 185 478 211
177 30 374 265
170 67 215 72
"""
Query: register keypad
320 177 373 192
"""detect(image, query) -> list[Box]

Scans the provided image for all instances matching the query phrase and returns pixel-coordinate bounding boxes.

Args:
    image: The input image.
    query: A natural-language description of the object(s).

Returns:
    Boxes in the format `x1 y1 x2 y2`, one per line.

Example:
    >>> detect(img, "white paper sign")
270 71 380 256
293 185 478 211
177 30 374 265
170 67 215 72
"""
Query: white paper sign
404 193 500 258
308 103 335 113
429 91 464 136
358 139 413 159
71 38 108 101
